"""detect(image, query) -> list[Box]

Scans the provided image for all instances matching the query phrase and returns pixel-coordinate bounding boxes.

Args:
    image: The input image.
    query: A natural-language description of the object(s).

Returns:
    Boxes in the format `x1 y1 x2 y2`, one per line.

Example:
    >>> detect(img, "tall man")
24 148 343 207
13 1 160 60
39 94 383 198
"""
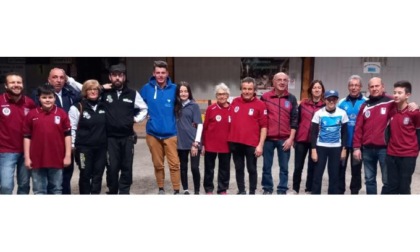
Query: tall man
140 60 180 194
0 72 36 194
338 75 367 194
102 63 148 194
260 72 298 195
228 77 267 195
32 68 81 194
353 77 391 194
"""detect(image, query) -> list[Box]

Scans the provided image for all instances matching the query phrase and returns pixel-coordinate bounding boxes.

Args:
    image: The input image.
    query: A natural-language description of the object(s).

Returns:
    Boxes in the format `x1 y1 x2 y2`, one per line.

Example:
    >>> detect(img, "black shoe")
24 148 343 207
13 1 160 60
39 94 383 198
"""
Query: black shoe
237 191 246 195
158 189 165 195
194 191 200 195
351 190 359 195
249 191 256 195
184 190 190 195
277 191 286 195
174 190 180 195
263 190 273 195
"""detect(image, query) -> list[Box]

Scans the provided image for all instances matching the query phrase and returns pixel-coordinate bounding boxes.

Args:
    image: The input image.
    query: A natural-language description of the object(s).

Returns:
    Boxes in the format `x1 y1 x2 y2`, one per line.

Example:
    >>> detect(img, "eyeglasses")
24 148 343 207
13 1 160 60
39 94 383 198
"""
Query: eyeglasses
216 93 228 96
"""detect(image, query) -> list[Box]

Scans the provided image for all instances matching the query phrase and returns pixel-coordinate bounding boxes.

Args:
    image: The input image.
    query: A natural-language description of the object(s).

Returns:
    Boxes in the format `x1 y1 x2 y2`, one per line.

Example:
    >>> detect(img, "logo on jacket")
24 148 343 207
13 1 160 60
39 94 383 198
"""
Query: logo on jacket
248 108 254 116
24 108 30 116
83 111 91 119
98 110 105 114
54 116 61 124
216 115 222 122
285 101 290 108
2 107 11 116
403 117 410 125
365 110 370 118
234 106 240 113
106 95 113 103
123 98 133 103
381 107 386 115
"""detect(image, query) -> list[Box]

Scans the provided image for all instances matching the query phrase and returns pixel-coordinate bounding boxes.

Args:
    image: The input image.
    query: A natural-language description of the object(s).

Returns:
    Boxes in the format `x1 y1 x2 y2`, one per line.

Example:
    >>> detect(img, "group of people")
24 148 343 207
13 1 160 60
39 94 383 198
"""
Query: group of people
1 60 419 195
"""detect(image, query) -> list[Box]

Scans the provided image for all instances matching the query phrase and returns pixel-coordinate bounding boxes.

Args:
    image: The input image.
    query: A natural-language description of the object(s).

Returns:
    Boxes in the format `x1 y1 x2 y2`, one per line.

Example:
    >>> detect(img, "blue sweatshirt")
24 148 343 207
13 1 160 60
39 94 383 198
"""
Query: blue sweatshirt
140 77 177 139
338 94 367 147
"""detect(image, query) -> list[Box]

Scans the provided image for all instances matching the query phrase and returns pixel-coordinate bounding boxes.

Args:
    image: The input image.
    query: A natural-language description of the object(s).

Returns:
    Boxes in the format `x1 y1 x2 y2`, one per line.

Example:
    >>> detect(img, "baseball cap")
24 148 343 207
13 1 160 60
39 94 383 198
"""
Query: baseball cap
109 63 126 73
324 90 339 99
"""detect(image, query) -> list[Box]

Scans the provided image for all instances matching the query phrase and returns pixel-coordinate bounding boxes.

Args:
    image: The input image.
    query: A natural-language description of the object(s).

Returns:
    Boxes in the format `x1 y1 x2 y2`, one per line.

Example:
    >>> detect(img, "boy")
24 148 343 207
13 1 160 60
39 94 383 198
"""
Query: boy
386 81 420 194
23 85 72 194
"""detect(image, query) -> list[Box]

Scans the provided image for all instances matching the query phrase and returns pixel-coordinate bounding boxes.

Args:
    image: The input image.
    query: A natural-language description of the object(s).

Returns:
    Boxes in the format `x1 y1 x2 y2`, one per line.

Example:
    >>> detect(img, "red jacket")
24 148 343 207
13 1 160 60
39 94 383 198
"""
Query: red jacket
295 98 325 143
202 103 231 153
260 89 298 140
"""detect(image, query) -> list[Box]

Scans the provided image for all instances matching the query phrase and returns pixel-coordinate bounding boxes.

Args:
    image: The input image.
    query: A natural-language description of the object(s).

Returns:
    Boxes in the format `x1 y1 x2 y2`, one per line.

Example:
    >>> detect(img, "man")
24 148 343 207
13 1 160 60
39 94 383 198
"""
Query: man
228 77 267 195
102 63 147 194
140 60 181 195
353 77 391 194
260 72 298 195
32 67 81 194
0 72 36 194
337 75 367 194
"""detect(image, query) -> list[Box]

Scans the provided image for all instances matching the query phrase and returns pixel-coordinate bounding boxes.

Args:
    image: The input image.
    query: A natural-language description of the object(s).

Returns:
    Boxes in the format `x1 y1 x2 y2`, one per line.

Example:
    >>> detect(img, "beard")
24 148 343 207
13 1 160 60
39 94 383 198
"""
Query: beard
6 86 23 97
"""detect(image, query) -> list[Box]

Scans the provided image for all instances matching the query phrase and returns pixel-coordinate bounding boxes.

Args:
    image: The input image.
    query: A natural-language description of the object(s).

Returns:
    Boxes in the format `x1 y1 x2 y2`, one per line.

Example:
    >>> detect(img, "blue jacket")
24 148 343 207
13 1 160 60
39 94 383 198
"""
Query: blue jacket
140 77 177 139
338 94 367 147
31 83 81 113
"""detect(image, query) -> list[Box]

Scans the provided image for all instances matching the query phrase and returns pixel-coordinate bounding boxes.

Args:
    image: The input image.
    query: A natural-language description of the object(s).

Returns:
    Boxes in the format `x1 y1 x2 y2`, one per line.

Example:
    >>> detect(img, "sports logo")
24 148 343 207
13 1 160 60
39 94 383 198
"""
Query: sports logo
83 111 91 119
403 117 410 125
54 116 61 124
216 115 222 122
285 101 290 108
123 98 133 103
248 108 254 116
365 110 370 118
381 107 386 115
24 108 30 116
234 106 240 113
106 95 113 103
2 107 11 116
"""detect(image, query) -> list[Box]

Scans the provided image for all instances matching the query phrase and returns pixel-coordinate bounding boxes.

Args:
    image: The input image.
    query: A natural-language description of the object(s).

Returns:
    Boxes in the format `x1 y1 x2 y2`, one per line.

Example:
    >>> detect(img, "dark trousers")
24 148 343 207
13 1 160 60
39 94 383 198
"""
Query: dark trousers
106 136 134 194
230 142 257 194
386 155 416 194
293 142 316 193
312 146 341 194
178 149 201 193
203 152 231 193
75 145 107 194
62 153 74 194
338 148 362 194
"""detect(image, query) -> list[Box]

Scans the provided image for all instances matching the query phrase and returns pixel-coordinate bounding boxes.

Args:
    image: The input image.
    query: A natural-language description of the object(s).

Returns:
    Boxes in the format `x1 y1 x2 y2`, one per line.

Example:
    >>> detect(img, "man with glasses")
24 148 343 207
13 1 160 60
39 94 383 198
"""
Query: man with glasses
337 75 367 194
260 72 298 194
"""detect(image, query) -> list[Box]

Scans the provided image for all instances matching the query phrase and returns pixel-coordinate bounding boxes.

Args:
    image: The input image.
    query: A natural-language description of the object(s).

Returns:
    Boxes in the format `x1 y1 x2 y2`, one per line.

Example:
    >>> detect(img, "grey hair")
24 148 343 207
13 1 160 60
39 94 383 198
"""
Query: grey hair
241 77 257 90
215 83 230 96
348 74 363 86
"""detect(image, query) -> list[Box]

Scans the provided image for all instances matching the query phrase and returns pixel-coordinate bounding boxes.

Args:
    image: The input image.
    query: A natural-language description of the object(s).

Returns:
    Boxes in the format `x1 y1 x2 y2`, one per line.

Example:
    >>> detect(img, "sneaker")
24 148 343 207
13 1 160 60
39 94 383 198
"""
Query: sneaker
262 190 273 195
277 191 286 195
174 190 180 195
237 191 246 195
158 189 165 195
249 191 256 195
286 190 298 195
305 191 312 195
184 190 190 195
206 192 214 195
219 191 227 195
194 191 200 195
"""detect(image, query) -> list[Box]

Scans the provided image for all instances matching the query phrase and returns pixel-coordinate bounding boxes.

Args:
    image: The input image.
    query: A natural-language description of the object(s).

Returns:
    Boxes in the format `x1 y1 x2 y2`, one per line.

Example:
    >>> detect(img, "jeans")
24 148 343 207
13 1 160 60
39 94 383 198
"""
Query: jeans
32 168 63 194
261 139 290 193
293 142 315 193
362 147 388 194
386 155 416 194
0 153 31 194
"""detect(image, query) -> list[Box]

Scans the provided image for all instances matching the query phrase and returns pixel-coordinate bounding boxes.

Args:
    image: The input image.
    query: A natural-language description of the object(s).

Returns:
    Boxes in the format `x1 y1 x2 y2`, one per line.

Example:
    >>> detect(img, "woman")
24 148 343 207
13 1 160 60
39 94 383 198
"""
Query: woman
175 81 203 195
202 83 231 195
311 90 348 194
69 79 107 194
292 80 325 194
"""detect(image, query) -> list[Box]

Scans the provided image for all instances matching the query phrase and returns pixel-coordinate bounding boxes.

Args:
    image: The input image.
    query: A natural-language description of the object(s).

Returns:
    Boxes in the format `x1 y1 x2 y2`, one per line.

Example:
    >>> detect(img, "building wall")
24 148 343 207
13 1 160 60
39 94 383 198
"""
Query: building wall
314 57 420 103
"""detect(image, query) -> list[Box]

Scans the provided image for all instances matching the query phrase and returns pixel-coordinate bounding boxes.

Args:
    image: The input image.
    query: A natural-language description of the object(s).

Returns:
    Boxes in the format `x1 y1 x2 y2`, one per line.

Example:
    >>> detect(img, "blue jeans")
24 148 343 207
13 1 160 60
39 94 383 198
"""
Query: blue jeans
261 139 290 193
32 168 63 195
0 153 31 194
362 147 388 194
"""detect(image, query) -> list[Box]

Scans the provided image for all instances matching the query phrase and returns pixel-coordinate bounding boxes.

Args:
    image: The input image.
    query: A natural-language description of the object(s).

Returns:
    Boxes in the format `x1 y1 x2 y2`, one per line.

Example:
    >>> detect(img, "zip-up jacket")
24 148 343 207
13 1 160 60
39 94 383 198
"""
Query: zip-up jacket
73 100 107 147
295 98 325 143
260 89 298 140
102 85 137 137
140 77 177 139
338 94 367 147
353 95 394 148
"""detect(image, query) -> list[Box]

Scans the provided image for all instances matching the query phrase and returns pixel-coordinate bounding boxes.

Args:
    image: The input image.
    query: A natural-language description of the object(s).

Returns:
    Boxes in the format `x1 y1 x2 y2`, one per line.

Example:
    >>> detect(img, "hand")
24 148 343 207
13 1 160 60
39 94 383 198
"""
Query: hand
311 149 318 162
282 138 293 151
408 102 419 111
201 146 205 156
255 145 263 157
102 83 112 90
25 158 32 169
340 149 347 161
191 146 199 157
353 149 362 161
63 156 71 167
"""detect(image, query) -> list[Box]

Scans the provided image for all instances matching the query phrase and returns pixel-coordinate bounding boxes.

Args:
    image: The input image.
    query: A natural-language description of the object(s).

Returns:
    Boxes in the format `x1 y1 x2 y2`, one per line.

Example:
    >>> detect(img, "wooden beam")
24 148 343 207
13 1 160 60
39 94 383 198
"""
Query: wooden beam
166 57 175 82
300 57 315 100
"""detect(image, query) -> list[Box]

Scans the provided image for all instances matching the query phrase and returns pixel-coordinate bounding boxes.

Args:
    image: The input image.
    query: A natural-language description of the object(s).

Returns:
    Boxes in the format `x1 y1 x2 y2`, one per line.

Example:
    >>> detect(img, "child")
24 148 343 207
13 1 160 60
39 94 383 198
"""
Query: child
386 81 420 194
175 81 203 195
23 84 71 194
